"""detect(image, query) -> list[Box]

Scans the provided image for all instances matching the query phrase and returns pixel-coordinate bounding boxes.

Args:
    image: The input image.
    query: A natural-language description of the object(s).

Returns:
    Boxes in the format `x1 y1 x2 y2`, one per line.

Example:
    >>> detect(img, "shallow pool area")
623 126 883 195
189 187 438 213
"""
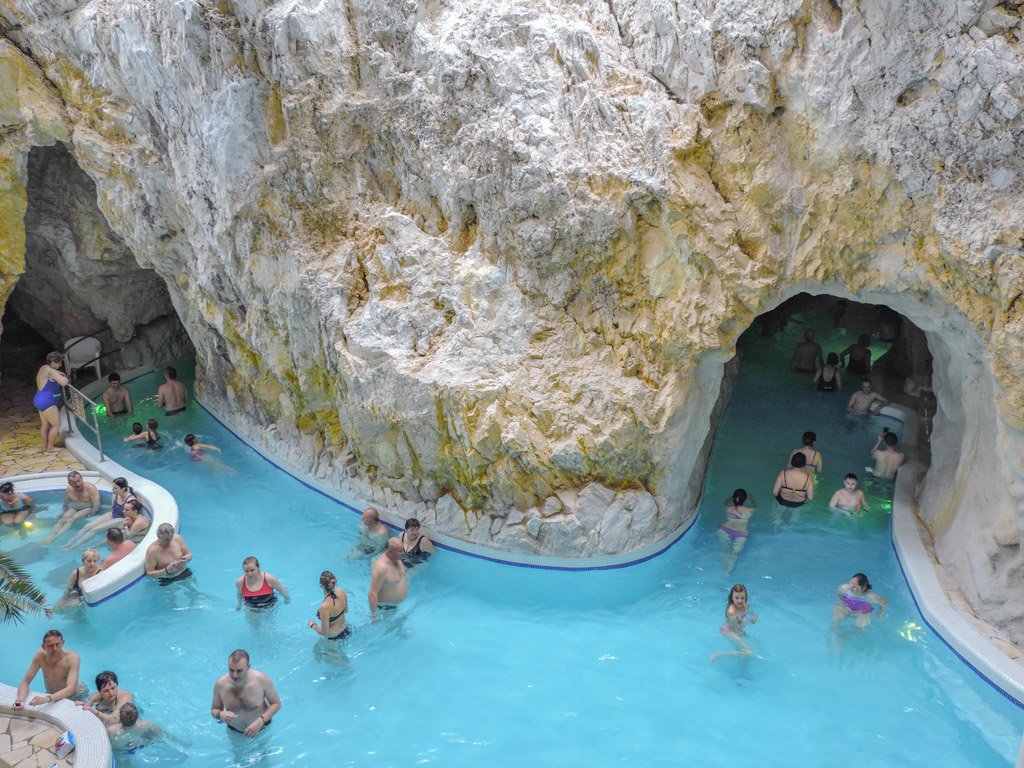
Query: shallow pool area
3 317 1023 767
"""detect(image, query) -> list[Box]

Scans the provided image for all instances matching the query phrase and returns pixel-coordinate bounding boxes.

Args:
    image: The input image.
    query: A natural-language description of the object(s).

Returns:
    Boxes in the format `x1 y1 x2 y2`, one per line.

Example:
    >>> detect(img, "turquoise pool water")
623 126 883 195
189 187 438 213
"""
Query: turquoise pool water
2 315 1022 767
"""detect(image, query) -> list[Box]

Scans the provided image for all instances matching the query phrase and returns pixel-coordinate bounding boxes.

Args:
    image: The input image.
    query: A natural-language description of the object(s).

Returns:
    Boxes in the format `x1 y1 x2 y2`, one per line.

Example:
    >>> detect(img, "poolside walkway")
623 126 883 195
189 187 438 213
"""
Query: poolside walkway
0 381 84 477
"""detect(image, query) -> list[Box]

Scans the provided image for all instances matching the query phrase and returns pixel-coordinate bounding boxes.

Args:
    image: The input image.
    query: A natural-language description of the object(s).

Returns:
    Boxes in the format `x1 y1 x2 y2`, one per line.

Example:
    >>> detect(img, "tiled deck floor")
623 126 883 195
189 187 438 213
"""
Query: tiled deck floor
0 383 84 477
0 714 75 768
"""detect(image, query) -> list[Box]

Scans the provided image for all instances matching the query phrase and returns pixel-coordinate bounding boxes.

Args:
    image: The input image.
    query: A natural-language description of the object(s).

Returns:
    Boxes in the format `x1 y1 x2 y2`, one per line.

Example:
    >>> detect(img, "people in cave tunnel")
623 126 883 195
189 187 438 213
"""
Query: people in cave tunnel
789 329 824 372
840 333 873 375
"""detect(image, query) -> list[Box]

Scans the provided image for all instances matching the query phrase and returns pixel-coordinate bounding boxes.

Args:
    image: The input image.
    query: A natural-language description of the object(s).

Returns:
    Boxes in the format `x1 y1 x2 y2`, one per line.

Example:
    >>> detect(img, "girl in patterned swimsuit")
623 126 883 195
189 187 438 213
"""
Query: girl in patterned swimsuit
710 584 759 663
718 489 754 573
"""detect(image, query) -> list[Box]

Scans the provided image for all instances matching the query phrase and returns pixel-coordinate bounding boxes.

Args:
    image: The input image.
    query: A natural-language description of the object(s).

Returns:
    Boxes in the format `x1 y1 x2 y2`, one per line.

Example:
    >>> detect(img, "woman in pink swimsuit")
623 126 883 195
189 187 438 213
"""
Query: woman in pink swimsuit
831 573 888 635
718 489 754 573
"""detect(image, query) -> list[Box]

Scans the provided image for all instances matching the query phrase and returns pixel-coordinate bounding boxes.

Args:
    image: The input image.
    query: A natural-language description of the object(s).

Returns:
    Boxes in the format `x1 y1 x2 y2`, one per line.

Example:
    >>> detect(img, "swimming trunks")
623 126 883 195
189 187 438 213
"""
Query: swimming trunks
242 575 277 608
841 592 874 614
401 533 431 567
165 406 186 416
774 473 806 507
817 369 838 392
158 567 193 587
719 524 749 540
33 379 62 412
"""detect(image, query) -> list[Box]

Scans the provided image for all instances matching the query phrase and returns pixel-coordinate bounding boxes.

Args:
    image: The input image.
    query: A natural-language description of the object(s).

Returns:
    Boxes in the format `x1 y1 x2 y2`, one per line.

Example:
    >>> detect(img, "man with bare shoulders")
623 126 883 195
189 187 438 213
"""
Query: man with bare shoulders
870 430 906 480
349 506 389 558
210 649 281 737
102 373 133 419
156 366 188 416
847 379 888 415
43 471 102 544
14 629 86 708
145 523 193 585
789 329 824 373
368 537 409 617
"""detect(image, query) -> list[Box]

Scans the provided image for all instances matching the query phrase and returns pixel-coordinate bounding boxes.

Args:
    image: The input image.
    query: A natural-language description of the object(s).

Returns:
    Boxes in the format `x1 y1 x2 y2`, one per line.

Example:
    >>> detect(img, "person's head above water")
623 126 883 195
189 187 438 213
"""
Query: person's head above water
883 432 899 447
727 584 748 608
119 702 140 727
184 434 197 447
804 329 815 341
790 452 807 469
826 352 839 365
730 489 748 507
165 366 178 380
131 422 143 435
850 573 871 592
802 431 816 446
146 418 158 431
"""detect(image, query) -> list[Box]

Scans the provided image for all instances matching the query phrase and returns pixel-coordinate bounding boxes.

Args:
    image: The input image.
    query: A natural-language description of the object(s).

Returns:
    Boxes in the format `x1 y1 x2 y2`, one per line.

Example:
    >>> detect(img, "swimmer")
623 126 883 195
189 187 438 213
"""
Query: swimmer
184 433 221 460
66 477 137 548
107 703 164 751
718 489 754 573
831 573 887 636
829 474 869 516
102 373 133 419
0 481 35 527
156 366 188 415
236 556 289 610
400 517 436 567
789 329 824 373
308 570 349 640
813 352 842 392
33 351 68 452
43 471 102 544
369 538 409 618
124 418 160 447
710 584 758 663
210 649 280 737
52 548 103 613
870 430 905 480
771 453 814 508
847 378 888 416
14 629 86 708
144 523 193 585
840 333 872 375
348 506 390 558
788 431 823 476
78 670 133 726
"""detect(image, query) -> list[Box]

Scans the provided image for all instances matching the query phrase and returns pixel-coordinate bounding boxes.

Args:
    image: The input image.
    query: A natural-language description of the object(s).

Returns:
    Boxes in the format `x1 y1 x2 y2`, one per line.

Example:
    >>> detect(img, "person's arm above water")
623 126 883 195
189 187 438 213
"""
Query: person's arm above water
85 484 101 514
771 471 784 498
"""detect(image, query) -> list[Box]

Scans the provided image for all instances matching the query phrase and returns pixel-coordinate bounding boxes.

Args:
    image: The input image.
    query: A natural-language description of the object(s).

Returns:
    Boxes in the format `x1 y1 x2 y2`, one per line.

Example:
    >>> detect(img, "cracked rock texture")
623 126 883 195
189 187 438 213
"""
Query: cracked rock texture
0 1 1023 640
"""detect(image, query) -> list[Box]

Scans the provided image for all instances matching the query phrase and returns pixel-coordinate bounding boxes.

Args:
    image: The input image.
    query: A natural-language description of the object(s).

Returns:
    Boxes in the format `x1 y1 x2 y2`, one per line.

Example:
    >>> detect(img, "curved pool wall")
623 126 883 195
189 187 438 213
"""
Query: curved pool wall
0 683 111 768
68 368 1024 708
7 464 179 606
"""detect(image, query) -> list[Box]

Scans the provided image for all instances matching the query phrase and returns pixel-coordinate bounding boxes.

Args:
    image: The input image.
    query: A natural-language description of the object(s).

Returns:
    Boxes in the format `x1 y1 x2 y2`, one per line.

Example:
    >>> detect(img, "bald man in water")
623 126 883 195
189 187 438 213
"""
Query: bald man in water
368 537 408 617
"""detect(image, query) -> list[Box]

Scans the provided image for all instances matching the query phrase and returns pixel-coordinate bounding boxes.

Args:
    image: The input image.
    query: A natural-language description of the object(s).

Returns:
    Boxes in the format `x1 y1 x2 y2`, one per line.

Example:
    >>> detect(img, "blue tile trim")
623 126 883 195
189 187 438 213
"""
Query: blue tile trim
196 400 697 571
889 532 1024 710
85 573 147 607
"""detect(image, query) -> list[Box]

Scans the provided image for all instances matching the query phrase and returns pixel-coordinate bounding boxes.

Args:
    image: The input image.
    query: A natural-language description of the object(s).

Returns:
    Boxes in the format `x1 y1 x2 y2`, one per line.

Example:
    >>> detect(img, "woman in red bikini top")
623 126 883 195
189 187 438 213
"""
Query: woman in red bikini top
236 556 289 609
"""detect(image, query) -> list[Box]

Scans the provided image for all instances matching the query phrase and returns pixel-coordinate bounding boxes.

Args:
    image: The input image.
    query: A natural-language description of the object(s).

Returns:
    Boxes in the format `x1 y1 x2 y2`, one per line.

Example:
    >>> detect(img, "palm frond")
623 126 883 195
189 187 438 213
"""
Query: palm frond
0 549 48 624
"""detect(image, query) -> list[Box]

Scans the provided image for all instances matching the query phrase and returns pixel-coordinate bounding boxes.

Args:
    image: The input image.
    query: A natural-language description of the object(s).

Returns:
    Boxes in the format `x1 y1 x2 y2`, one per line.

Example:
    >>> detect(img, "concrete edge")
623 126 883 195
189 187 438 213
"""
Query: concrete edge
883 404 1024 707
0 682 112 768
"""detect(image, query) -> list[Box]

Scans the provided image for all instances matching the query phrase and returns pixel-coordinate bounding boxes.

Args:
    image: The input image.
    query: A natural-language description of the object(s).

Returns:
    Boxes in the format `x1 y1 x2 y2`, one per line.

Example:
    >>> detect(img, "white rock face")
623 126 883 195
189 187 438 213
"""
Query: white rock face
1 0 1023 640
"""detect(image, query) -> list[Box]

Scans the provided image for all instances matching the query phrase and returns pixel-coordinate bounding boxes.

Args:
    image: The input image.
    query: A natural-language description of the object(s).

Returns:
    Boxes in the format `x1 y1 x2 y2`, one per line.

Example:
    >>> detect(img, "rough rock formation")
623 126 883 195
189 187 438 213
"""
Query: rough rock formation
0 2 1022 636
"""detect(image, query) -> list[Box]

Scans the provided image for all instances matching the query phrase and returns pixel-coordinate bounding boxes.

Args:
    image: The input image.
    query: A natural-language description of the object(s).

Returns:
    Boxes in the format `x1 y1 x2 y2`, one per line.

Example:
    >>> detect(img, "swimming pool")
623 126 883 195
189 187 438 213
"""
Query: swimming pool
2 316 1022 767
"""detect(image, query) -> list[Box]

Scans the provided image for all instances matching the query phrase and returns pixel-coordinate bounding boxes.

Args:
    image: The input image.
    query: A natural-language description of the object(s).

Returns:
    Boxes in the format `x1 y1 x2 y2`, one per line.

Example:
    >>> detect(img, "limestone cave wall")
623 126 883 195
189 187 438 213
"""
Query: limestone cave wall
0 1 1022 638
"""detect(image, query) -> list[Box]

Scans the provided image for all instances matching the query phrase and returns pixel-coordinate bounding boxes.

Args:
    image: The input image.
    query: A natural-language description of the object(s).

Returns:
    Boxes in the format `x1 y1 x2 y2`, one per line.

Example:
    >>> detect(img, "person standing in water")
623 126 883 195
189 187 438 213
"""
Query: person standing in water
308 570 349 640
156 366 188 415
829 474 869 515
840 334 873 375
772 453 814 507
102 373 133 419
718 489 754 573
789 329 824 373
870 430 905 480
710 584 758 663
33 351 68 453
813 352 842 392
788 431 823 477
235 557 289 610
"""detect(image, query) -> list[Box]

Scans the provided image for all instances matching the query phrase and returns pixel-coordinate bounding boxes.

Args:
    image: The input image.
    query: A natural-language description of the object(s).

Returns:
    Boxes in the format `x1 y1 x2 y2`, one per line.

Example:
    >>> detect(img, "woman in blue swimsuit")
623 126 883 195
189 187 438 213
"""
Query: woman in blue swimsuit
34 351 69 453
0 481 35 527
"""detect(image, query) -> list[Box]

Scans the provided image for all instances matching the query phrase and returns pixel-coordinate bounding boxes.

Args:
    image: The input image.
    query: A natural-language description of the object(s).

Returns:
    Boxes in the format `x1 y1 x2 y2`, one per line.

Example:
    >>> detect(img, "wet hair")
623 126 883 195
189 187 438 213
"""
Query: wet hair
319 570 337 591
146 418 159 430
404 517 421 530
131 422 143 434
861 377 871 385
95 670 118 690
844 473 859 481
730 489 748 507
82 547 100 562
106 527 125 544
363 507 379 523
0 482 13 494
883 432 898 447
157 523 174 536
67 471 82 482
727 584 747 608
46 351 63 364
229 649 250 665
107 373 121 383
124 499 142 513
43 629 63 643
119 702 139 727
165 366 178 380
790 452 807 469
852 573 871 591
184 434 197 446
802 431 816 446
826 352 839 365
113 477 133 495
242 556 260 569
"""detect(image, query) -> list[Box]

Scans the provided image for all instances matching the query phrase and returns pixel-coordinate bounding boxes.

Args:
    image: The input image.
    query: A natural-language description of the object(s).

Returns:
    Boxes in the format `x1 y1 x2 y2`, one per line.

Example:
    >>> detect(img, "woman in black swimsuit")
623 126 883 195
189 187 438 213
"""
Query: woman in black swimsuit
813 353 842 392
308 570 349 640
400 517 436 567
840 334 872 375
52 548 103 612
771 453 814 508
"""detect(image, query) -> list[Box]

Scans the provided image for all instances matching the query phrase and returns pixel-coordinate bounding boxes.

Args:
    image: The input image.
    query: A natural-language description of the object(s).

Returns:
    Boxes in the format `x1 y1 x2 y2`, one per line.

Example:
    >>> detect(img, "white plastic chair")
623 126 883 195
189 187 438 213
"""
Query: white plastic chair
63 336 102 380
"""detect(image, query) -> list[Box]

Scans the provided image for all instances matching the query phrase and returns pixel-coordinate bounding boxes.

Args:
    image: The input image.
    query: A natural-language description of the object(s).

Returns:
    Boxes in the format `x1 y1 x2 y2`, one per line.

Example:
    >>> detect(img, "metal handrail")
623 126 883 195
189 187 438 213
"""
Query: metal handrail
61 383 105 461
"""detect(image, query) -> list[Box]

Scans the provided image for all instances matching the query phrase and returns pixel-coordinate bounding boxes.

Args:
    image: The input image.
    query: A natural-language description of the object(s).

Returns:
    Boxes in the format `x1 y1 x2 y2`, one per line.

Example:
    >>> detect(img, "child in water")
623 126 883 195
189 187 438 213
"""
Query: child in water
831 573 888 635
710 584 758 663
184 433 221 460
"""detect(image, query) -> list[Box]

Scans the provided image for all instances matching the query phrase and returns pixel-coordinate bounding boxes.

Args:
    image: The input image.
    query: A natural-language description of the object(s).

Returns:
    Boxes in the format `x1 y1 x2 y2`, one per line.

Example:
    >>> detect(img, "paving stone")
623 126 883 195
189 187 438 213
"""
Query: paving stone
8 721 48 743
